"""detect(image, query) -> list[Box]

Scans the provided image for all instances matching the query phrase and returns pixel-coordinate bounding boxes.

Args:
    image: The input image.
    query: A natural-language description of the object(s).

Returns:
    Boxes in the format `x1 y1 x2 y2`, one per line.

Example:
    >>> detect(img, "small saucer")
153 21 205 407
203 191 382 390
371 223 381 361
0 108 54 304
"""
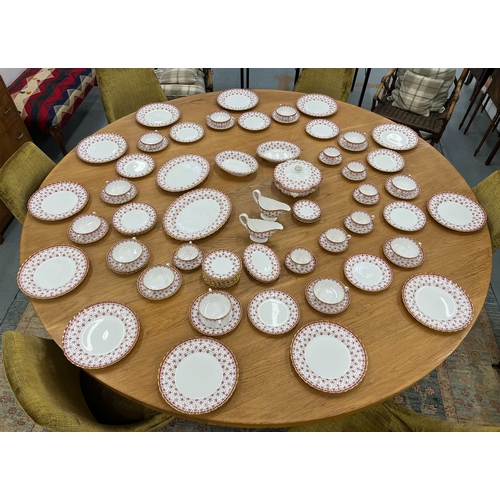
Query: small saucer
137 264 182 300
172 242 204 271
344 213 375 234
68 215 109 244
284 248 316 274
292 199 321 223
189 291 242 336
100 182 138 205
107 239 150 275
305 277 351 314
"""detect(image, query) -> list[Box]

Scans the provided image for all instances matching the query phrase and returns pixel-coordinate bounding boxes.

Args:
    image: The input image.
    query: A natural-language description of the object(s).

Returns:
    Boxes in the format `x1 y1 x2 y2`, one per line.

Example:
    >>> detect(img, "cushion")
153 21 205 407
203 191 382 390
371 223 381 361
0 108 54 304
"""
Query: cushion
389 68 456 113
156 69 207 100
392 70 443 117
154 68 198 85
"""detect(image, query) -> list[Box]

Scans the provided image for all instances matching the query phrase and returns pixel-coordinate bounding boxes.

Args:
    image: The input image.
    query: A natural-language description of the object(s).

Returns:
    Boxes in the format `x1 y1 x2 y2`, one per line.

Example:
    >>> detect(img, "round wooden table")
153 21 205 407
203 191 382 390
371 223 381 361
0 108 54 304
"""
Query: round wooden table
20 89 492 427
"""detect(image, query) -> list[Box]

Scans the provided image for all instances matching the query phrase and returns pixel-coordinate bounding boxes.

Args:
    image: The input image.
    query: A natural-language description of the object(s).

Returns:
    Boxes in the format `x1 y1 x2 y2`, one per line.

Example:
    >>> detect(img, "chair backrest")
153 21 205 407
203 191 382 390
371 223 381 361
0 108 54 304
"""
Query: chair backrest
0 141 55 224
1 331 172 431
473 170 500 254
293 68 355 102
95 68 167 123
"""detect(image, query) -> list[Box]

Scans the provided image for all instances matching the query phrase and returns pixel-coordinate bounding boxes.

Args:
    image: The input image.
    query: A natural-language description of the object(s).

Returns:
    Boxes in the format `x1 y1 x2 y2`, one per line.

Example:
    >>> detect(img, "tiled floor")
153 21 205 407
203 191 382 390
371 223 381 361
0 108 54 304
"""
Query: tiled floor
1 68 499 323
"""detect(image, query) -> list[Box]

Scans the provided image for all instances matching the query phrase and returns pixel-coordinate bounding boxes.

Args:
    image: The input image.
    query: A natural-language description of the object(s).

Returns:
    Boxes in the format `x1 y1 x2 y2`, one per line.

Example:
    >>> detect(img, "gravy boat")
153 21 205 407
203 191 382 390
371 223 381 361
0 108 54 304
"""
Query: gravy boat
252 189 291 221
239 213 283 243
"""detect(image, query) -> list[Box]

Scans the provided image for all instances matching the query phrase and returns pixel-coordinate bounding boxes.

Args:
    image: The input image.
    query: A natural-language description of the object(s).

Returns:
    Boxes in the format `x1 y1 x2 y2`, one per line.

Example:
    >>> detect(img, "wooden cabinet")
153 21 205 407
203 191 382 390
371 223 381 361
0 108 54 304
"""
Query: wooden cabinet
0 75 31 243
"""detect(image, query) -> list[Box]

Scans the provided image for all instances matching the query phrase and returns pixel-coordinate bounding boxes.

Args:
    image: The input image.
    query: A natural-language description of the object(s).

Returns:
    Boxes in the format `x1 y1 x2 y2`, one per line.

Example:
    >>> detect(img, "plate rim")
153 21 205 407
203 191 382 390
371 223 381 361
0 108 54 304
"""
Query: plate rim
76 132 128 163
296 93 338 117
157 154 210 192
383 201 427 231
371 124 419 151
135 102 180 127
343 253 393 292
216 88 259 111
243 243 281 283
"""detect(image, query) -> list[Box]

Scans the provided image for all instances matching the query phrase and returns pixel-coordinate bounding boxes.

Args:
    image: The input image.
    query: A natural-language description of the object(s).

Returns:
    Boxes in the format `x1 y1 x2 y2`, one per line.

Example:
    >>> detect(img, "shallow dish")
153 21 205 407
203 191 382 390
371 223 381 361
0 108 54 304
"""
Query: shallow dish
383 236 424 268
427 192 487 232
248 289 300 335
305 119 340 139
402 274 474 332
343 253 393 292
371 124 419 151
116 154 155 178
217 88 259 111
158 337 239 414
76 133 127 164
257 140 301 163
135 102 180 127
137 264 182 300
157 154 210 192
17 245 89 299
28 181 89 221
383 201 426 232
238 111 271 131
169 122 204 143
243 244 281 283
62 302 140 369
215 150 258 176
367 148 405 172
296 93 338 117
305 278 351 314
112 202 157 236
290 321 367 393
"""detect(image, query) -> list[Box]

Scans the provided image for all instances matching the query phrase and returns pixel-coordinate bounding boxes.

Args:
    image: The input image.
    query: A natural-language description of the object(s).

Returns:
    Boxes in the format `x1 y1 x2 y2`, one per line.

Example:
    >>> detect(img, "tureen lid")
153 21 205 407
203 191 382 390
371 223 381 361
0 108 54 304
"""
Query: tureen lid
273 160 322 193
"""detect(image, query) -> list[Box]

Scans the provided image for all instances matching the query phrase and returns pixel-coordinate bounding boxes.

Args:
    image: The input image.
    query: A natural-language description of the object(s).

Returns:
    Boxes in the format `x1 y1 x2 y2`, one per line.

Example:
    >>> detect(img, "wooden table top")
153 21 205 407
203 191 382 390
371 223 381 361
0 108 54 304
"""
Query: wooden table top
20 89 492 427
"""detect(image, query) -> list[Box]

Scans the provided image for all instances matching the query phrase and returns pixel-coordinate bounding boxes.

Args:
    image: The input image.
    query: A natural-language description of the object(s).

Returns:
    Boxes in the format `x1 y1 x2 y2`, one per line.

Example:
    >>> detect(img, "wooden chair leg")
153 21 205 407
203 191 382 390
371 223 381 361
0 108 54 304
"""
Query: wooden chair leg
485 135 500 165
49 124 68 156
474 111 500 156
464 96 485 134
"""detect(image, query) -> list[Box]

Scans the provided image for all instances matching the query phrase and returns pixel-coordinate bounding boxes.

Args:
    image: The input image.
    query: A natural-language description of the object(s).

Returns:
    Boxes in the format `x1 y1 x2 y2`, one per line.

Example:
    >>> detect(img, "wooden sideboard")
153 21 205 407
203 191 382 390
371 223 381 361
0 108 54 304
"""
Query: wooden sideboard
0 75 31 243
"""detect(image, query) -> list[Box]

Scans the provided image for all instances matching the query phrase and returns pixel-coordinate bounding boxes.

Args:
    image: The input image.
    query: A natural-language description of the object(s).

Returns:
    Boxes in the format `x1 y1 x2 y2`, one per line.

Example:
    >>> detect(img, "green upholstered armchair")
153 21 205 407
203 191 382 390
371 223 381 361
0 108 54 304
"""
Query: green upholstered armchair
2 331 174 432
0 141 55 224
95 68 168 123
293 68 355 103
472 169 500 254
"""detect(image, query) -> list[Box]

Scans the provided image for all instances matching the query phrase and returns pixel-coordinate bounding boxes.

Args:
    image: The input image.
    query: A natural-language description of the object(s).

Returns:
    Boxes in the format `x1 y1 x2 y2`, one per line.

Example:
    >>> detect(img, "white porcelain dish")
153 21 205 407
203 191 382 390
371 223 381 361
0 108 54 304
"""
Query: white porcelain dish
116 154 155 178
100 182 137 205
318 227 351 253
371 124 419 151
169 122 204 143
107 239 150 275
243 243 281 283
296 93 338 117
18 245 89 299
137 132 168 153
383 236 424 268
319 146 343 165
305 119 339 139
206 111 235 130
202 249 241 283
172 241 204 271
257 140 301 163
71 212 101 234
272 104 299 123
385 175 420 200
248 289 300 335
353 183 380 205
215 150 258 177
284 247 316 274
290 321 367 393
343 253 393 292
427 192 487 232
68 214 109 245
157 154 210 192
344 211 375 234
367 149 405 172
341 162 368 181
238 111 271 131
305 278 351 314
158 337 239 414
338 132 368 152
217 88 259 110
274 159 322 197
104 178 132 197
135 102 180 127
112 202 157 236
76 133 127 163
383 201 426 231
28 181 89 221
292 199 321 222
402 274 474 332
137 264 182 300
62 302 140 369
163 188 232 241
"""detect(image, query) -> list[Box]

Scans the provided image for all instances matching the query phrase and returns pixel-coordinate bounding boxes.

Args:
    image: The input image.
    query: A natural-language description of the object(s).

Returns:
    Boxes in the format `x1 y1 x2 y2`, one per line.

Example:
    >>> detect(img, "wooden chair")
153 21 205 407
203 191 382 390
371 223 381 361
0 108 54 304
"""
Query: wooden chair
371 68 468 146
0 141 55 224
95 68 167 123
2 331 174 432
459 68 494 130
293 68 355 102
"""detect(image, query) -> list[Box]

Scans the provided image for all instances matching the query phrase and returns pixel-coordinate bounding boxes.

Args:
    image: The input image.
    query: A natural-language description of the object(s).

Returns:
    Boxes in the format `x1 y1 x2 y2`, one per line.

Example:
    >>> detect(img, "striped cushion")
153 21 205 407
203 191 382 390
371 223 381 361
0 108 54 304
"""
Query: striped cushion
154 68 207 100
392 70 443 117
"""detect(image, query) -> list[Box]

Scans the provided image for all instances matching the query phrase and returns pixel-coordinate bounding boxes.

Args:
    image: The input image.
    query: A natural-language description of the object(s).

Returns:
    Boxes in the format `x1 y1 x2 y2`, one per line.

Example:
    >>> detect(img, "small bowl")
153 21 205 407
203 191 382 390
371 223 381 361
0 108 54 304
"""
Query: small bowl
275 104 298 120
343 130 367 148
390 174 418 193
198 289 233 329
290 248 313 266
313 278 348 305
390 237 422 259
325 227 350 244
350 210 374 226
142 264 175 291
176 241 200 262
346 161 366 174
207 111 232 128
104 179 132 197
72 212 102 235
319 146 343 166
111 237 143 264
139 131 163 147
358 183 379 198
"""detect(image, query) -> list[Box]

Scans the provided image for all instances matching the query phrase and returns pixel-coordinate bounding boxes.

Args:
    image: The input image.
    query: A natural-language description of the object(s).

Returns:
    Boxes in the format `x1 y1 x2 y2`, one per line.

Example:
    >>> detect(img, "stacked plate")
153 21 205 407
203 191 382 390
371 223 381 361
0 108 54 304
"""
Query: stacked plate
202 249 242 288
292 199 321 223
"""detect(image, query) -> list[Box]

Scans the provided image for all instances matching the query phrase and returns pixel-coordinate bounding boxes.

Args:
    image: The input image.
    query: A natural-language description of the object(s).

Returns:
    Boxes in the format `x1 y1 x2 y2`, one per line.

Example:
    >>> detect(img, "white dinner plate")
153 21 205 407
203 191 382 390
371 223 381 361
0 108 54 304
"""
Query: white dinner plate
76 133 128 163
248 289 300 335
169 122 204 143
163 188 232 241
305 119 339 139
112 202 157 235
215 150 258 176
402 274 474 332
28 181 89 221
257 140 301 163
217 88 259 111
366 149 405 172
238 111 271 131
157 154 210 192
62 302 140 369
135 102 180 127
18 245 89 299
427 192 487 232
296 93 338 117
371 124 419 151
383 201 427 231
343 253 393 292
290 321 367 393
158 337 239 414
243 243 281 283
116 154 155 178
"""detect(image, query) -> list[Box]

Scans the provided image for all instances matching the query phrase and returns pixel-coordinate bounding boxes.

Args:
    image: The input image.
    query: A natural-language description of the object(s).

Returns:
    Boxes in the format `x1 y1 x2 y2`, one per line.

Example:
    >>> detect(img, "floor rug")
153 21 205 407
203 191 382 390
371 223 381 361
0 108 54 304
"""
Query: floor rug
1 289 499 432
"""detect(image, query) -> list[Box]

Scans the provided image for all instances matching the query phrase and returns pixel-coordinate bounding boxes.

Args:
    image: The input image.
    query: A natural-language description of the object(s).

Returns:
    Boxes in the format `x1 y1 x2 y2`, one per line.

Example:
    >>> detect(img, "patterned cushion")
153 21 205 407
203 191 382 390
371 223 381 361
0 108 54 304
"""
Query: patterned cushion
154 68 198 85
389 68 457 113
392 70 443 117
155 68 207 100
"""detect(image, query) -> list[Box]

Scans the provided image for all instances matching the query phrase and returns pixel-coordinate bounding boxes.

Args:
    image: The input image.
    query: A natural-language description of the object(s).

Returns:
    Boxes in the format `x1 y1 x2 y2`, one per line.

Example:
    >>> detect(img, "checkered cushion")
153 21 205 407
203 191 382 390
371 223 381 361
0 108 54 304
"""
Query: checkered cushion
154 68 206 100
391 70 443 117
389 68 456 113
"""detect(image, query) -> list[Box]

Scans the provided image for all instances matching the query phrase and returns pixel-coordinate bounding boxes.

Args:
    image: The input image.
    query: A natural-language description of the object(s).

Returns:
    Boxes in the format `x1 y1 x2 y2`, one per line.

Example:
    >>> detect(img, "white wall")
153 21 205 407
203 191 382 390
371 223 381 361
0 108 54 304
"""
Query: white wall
0 68 27 86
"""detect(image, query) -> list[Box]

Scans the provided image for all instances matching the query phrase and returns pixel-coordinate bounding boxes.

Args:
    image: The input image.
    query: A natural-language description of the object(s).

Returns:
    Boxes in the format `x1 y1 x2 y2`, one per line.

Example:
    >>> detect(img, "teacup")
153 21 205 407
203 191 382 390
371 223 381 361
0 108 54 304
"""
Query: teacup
72 212 101 235
358 183 379 198
142 264 175 291
139 131 163 148
390 175 418 195
313 278 347 305
198 289 232 329
350 210 374 226
275 104 298 122
323 146 341 159
346 161 366 174
207 111 232 127
324 227 351 252
176 241 200 262
104 179 132 197
343 130 367 149
112 238 143 263
290 248 313 266
390 237 422 259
